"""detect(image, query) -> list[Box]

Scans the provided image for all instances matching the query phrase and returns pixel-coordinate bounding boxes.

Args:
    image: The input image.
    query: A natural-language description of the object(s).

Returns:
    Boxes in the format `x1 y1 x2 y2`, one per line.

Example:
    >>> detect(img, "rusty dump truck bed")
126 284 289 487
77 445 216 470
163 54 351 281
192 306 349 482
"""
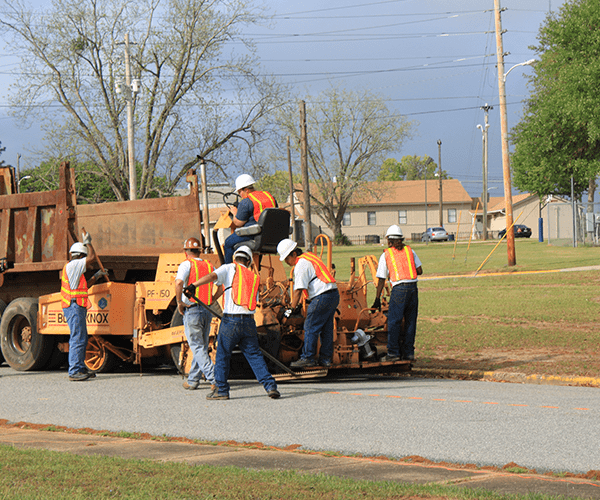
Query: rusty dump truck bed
0 162 204 303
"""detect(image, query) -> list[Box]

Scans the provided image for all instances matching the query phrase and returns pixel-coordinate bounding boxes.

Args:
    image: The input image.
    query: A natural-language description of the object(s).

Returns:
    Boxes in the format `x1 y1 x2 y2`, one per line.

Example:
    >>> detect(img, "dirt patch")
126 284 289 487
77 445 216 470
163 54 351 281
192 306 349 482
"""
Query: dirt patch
416 348 600 379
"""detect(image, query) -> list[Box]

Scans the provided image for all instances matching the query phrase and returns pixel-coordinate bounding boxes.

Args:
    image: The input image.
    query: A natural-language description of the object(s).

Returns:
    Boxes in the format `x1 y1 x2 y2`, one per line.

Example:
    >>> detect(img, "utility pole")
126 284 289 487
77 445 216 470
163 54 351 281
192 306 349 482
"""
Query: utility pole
287 136 297 242
480 104 493 240
437 140 443 227
494 0 516 266
115 34 141 201
299 100 312 250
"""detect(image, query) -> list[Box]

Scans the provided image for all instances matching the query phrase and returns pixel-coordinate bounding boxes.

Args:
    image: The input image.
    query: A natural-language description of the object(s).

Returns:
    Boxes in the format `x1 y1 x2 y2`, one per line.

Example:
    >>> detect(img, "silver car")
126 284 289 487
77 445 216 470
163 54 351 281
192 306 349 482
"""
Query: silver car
421 227 449 242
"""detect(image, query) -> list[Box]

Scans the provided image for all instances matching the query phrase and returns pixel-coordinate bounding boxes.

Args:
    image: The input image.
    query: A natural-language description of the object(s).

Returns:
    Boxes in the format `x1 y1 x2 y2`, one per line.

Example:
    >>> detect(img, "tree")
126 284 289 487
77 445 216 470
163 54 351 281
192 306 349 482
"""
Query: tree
256 170 301 205
378 155 450 181
278 87 414 240
0 0 286 200
510 0 600 204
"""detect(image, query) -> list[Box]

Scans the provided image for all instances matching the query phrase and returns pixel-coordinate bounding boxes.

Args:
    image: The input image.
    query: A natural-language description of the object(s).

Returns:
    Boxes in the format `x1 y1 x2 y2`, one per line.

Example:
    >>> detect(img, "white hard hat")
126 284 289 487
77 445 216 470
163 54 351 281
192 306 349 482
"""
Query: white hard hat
235 174 256 192
385 224 404 239
277 238 297 261
69 242 88 255
233 245 253 264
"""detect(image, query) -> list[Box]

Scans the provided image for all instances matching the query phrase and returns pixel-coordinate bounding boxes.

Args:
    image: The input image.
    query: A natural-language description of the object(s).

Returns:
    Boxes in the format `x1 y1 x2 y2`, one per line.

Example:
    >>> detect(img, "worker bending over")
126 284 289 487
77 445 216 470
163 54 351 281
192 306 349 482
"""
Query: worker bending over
185 245 280 400
277 239 340 369
372 225 423 361
223 174 277 263
175 237 221 391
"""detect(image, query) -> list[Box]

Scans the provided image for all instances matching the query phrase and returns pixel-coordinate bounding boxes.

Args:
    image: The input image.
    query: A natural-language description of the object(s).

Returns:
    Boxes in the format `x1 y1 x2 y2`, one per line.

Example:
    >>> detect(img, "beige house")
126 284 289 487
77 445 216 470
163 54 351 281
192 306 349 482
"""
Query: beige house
475 193 574 241
291 179 475 243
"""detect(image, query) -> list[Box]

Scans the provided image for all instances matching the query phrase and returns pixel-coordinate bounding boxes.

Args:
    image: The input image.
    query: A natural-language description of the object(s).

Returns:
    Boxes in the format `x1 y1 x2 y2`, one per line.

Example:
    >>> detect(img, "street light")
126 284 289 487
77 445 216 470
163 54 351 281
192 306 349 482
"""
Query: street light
503 59 536 82
424 157 434 244
17 175 31 194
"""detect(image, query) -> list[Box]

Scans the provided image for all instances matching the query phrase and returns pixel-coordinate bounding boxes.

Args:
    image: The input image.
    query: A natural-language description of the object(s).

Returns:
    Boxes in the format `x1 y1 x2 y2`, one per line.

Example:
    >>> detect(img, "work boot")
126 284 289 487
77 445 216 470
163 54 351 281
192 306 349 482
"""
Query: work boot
380 354 400 362
290 357 317 368
206 389 229 400
267 389 281 399
183 380 200 390
69 372 91 382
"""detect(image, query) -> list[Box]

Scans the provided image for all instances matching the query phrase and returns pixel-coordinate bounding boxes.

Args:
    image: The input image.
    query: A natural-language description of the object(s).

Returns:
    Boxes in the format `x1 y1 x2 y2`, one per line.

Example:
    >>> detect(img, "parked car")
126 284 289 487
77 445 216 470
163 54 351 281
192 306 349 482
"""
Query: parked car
498 224 532 239
421 227 449 242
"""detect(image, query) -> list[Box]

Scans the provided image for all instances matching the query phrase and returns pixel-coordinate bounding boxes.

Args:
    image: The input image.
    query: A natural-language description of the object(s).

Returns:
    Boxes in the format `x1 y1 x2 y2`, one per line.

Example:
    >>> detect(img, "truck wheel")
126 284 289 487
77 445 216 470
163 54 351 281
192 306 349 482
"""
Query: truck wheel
0 299 7 365
0 298 53 371
85 336 117 373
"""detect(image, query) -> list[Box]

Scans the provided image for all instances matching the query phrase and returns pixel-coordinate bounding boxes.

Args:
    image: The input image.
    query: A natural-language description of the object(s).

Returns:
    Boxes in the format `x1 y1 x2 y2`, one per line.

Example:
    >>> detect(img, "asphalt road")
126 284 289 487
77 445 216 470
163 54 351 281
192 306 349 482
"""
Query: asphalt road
1 365 598 474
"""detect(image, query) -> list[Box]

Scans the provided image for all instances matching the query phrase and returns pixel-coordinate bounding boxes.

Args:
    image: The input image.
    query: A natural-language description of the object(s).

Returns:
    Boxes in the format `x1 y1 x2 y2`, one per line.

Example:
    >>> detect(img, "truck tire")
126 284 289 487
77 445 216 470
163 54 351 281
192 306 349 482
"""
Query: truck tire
0 299 7 365
0 298 53 371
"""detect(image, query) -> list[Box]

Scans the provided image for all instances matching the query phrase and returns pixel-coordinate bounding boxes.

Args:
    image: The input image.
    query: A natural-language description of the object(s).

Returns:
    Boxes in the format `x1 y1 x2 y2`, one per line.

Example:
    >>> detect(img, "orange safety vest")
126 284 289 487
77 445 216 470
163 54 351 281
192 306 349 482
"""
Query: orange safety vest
187 258 214 305
294 252 335 299
60 264 89 309
297 252 335 284
384 245 417 282
247 191 276 221
230 263 260 311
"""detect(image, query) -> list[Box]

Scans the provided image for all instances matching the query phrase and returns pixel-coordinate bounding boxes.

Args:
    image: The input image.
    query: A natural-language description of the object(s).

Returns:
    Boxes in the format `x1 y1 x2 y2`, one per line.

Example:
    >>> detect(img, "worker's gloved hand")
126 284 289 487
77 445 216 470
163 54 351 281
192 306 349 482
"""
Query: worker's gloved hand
183 284 196 298
82 232 92 246
92 270 108 281
283 308 294 319
371 297 381 311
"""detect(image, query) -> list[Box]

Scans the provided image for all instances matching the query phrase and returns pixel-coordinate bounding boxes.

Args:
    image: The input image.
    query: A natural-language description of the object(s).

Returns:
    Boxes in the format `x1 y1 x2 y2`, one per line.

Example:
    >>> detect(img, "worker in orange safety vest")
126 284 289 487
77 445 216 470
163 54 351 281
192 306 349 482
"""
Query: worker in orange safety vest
277 238 340 369
223 174 277 263
61 233 107 381
185 245 280 400
372 224 423 362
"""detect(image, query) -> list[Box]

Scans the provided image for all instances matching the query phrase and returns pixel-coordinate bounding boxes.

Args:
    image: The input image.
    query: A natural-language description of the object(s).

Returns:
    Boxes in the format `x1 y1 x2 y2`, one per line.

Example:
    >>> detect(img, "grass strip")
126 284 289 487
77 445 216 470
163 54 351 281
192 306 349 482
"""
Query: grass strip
0 444 567 500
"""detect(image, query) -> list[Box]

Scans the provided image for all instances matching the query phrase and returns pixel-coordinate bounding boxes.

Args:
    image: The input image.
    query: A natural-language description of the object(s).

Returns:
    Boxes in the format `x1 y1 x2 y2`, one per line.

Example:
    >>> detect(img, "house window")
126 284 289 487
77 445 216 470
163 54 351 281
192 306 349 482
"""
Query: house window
342 212 351 226
398 210 407 225
367 211 376 226
448 208 457 223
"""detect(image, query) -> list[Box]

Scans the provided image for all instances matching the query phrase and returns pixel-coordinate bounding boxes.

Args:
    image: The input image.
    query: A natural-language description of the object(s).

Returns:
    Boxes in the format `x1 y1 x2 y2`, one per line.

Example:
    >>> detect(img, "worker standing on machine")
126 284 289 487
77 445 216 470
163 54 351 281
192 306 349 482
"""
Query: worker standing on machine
277 238 340 369
175 237 221 391
223 174 277 264
372 225 423 362
185 245 280 400
61 232 106 381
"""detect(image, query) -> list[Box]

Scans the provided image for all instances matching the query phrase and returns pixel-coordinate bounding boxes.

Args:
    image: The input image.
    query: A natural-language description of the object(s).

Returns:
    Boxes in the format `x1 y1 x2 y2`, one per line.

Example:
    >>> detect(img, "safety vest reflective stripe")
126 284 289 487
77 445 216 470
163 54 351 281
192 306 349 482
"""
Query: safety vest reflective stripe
231 263 260 311
60 265 89 308
298 252 335 283
384 246 417 282
187 259 214 305
247 191 276 221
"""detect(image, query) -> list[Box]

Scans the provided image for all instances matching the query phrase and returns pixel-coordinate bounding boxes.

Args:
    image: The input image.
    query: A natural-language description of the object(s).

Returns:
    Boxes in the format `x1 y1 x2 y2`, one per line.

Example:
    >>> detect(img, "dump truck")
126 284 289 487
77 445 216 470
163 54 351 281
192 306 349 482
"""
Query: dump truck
0 161 410 379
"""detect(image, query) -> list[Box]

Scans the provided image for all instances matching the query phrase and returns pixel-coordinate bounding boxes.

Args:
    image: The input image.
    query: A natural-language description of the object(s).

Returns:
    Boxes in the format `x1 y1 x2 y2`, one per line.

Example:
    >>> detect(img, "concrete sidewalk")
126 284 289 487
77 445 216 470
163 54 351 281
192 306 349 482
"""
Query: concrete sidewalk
1 425 599 499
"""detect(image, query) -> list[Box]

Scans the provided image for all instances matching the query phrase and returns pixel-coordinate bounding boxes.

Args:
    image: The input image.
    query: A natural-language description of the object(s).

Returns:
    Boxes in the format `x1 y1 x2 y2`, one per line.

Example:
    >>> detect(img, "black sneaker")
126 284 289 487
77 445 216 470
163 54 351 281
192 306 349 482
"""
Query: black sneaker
69 372 91 382
290 358 317 368
267 389 281 399
206 389 229 400
380 354 400 362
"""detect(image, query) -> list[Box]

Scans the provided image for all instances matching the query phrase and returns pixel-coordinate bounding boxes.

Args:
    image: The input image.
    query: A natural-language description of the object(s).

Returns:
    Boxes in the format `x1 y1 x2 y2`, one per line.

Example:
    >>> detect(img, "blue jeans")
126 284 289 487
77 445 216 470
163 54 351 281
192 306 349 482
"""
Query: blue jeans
64 302 88 376
301 289 340 362
387 282 419 358
183 305 215 384
214 314 277 395
224 232 252 264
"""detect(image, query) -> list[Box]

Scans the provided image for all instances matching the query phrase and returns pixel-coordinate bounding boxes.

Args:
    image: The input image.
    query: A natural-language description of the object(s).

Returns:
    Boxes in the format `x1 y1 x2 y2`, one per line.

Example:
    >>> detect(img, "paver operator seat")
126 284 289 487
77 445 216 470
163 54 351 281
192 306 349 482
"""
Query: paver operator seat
233 208 291 255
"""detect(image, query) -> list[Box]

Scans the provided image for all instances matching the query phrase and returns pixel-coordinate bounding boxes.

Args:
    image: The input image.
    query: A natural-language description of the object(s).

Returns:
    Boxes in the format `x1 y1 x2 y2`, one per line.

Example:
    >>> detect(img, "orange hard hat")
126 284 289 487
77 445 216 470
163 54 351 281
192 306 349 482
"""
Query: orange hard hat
183 237 201 250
